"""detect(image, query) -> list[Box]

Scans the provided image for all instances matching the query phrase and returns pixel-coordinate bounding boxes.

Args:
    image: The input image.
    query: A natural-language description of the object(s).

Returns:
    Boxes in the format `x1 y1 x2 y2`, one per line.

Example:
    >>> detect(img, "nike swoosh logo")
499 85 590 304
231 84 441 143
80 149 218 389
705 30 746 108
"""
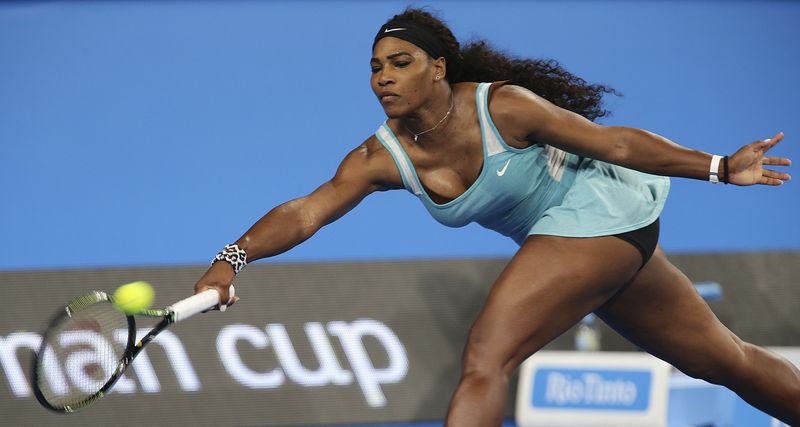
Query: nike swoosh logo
384 28 406 33
496 159 511 176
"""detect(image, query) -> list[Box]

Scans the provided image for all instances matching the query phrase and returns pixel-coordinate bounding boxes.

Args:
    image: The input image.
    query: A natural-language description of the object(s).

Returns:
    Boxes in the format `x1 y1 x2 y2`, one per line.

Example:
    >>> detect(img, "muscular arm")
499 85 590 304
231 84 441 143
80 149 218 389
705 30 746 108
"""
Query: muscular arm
195 136 400 298
234 137 398 261
490 85 715 180
235 148 386 261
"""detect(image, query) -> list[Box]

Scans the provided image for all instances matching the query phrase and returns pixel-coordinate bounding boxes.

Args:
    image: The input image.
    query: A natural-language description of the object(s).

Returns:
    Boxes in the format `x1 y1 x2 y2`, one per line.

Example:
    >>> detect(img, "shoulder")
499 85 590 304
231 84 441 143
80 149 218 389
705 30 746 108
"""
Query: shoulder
357 133 391 159
489 83 546 116
336 134 404 192
453 81 480 93
487 83 554 142
341 133 393 170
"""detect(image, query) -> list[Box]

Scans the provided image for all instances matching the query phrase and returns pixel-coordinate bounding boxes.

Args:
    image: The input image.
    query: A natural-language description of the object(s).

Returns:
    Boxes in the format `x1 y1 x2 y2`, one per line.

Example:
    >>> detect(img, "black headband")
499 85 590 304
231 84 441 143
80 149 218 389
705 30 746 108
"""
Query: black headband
373 20 447 61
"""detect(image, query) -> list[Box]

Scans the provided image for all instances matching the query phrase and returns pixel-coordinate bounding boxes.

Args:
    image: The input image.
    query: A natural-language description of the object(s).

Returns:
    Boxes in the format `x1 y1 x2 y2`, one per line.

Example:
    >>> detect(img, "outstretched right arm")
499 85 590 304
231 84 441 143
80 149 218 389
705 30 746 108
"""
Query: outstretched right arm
194 136 400 302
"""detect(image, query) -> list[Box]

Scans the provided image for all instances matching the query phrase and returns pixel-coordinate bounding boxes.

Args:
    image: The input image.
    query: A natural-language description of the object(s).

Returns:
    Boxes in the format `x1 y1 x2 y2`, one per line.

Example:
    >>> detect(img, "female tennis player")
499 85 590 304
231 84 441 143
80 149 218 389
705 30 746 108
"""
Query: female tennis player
195 8 798 426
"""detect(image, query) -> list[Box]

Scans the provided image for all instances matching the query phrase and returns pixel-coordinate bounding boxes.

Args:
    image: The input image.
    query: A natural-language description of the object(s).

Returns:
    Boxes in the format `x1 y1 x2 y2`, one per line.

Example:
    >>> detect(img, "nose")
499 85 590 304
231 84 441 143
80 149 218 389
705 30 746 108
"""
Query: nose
377 69 394 87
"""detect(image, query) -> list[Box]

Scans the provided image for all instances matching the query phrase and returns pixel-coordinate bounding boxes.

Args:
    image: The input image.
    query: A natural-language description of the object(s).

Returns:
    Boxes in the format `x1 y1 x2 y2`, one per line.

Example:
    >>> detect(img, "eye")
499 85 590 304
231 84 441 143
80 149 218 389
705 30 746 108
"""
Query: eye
394 61 410 68
370 65 382 74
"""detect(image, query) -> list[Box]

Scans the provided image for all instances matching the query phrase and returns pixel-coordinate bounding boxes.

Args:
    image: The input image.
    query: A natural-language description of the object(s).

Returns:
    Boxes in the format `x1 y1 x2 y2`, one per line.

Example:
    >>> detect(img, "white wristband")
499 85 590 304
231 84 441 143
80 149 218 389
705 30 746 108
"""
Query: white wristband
709 155 722 184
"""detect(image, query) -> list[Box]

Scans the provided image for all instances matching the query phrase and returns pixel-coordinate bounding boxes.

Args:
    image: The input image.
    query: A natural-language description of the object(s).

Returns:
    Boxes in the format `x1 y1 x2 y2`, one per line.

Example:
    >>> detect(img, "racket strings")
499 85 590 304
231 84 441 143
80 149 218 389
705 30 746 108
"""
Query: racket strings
36 300 130 407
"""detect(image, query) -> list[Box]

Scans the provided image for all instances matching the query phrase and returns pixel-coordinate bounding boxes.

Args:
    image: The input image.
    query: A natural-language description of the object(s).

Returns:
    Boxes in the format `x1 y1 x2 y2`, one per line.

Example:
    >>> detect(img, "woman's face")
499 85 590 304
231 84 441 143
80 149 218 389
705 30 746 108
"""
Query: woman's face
370 37 438 118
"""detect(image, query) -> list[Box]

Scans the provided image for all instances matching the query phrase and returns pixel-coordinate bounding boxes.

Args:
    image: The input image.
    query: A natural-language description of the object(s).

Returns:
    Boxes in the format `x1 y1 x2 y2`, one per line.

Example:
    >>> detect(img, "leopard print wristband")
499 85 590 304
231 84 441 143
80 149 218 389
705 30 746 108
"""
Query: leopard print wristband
211 243 248 274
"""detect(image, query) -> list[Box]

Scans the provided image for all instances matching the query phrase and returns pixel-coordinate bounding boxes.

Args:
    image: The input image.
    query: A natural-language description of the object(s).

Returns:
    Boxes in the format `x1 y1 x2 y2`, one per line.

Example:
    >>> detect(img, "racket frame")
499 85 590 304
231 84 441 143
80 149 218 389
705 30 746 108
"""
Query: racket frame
32 291 176 413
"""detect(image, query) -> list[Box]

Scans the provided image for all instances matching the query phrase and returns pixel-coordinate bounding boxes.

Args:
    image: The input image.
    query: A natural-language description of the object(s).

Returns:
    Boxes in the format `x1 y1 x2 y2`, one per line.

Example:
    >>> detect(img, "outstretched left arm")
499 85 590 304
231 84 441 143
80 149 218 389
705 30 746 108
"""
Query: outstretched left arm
490 85 792 186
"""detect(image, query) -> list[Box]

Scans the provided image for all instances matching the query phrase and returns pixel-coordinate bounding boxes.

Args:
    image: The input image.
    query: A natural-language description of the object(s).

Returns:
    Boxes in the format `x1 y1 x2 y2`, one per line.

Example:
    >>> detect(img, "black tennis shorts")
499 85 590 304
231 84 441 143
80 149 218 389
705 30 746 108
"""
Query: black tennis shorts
613 218 660 268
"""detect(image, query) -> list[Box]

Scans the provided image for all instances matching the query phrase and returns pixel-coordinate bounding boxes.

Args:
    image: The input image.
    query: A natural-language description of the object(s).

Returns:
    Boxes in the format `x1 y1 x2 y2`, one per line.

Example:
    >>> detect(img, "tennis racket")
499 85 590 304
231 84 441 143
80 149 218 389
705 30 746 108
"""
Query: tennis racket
31 285 234 413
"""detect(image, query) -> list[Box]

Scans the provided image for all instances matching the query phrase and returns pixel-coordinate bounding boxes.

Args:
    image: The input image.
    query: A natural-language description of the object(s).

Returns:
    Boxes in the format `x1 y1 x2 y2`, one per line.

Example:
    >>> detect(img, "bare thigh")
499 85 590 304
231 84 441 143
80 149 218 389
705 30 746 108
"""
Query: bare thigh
596 246 744 380
463 234 642 376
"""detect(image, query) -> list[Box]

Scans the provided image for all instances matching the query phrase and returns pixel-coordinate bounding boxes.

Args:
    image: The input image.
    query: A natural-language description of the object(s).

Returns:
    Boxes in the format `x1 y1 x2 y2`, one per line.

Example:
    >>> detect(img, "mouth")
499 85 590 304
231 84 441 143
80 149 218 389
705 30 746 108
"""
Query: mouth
379 92 399 103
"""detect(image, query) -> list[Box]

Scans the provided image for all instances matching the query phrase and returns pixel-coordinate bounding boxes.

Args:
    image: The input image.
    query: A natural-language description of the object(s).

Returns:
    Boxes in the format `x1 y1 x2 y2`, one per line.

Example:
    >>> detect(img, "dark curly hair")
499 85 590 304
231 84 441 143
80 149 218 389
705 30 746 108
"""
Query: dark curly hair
383 7 619 121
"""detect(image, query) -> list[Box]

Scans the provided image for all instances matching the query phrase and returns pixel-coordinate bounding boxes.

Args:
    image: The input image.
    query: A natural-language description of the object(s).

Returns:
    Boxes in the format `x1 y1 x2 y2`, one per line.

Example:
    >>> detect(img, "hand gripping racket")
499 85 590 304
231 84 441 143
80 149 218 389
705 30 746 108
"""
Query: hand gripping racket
31 285 234 413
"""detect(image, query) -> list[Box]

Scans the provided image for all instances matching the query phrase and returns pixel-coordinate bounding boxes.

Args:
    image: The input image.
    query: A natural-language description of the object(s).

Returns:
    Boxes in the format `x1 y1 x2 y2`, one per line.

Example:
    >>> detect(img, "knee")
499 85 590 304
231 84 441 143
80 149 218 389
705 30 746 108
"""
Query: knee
460 329 516 381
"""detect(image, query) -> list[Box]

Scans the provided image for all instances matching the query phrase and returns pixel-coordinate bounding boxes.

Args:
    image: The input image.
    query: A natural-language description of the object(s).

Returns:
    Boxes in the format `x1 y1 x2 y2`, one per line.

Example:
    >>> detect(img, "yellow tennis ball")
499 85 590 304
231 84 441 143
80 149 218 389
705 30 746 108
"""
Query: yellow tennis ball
113 281 154 314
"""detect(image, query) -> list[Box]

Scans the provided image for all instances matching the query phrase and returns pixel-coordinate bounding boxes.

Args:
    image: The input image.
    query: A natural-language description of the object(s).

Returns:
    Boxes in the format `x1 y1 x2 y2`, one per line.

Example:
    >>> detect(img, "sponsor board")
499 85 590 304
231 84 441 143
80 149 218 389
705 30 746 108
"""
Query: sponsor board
532 368 651 411
3 253 798 426
0 261 503 426
516 351 671 427
2 319 408 406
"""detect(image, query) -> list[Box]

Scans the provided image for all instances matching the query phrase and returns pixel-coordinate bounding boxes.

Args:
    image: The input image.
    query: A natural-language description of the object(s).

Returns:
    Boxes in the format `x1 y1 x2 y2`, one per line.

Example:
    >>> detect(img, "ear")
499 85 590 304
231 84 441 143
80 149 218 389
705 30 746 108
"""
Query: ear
432 56 447 81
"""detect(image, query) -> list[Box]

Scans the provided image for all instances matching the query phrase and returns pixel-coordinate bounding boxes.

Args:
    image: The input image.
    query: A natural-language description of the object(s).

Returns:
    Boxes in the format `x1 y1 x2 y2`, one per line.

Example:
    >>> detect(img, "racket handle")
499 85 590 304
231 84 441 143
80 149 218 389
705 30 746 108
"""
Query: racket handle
169 288 224 322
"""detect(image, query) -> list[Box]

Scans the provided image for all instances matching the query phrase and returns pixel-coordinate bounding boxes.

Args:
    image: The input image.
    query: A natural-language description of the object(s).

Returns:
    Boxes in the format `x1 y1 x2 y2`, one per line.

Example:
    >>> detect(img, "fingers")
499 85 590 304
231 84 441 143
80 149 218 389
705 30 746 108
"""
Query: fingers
756 131 784 153
195 281 238 312
761 168 792 182
218 284 237 312
199 290 237 312
757 169 791 186
194 262 239 312
220 295 240 311
762 156 792 167
760 176 785 186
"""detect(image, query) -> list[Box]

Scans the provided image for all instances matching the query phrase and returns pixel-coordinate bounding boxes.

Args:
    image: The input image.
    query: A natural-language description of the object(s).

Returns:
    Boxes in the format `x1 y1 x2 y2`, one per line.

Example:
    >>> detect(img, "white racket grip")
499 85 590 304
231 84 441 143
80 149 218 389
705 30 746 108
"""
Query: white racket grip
169 289 222 322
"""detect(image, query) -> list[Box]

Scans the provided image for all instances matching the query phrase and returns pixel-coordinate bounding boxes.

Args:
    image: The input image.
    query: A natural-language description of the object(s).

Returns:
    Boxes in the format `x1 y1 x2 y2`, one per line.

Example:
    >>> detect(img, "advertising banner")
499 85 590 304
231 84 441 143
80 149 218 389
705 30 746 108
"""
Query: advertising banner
0 260 505 426
515 352 671 427
2 252 798 426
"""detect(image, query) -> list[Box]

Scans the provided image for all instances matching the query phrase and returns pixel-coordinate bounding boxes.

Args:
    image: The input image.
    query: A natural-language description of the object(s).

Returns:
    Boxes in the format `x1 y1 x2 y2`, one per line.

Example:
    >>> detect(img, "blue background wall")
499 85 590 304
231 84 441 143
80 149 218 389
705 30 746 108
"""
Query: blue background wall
1 1 798 270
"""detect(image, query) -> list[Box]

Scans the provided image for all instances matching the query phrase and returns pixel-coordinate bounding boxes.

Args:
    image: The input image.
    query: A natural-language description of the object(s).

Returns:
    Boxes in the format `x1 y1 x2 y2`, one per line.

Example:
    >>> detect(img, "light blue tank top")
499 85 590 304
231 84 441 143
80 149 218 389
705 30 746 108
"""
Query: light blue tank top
375 82 670 245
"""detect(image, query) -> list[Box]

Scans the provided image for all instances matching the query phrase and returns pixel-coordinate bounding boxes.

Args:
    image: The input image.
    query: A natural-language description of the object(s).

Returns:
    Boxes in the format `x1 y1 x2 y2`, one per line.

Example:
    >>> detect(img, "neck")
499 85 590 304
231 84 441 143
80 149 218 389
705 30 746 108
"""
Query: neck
403 85 454 139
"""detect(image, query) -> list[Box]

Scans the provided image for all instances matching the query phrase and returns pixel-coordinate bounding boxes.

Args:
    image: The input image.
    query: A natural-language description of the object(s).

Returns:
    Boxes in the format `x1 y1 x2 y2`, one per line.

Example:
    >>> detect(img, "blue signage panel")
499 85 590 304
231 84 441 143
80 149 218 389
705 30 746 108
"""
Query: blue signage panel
532 368 652 411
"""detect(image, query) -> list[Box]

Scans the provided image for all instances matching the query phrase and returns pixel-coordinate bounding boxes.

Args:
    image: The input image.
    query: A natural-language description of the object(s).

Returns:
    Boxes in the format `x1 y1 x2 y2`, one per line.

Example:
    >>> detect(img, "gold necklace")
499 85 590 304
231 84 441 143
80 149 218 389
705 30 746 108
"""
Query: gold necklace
405 93 454 142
